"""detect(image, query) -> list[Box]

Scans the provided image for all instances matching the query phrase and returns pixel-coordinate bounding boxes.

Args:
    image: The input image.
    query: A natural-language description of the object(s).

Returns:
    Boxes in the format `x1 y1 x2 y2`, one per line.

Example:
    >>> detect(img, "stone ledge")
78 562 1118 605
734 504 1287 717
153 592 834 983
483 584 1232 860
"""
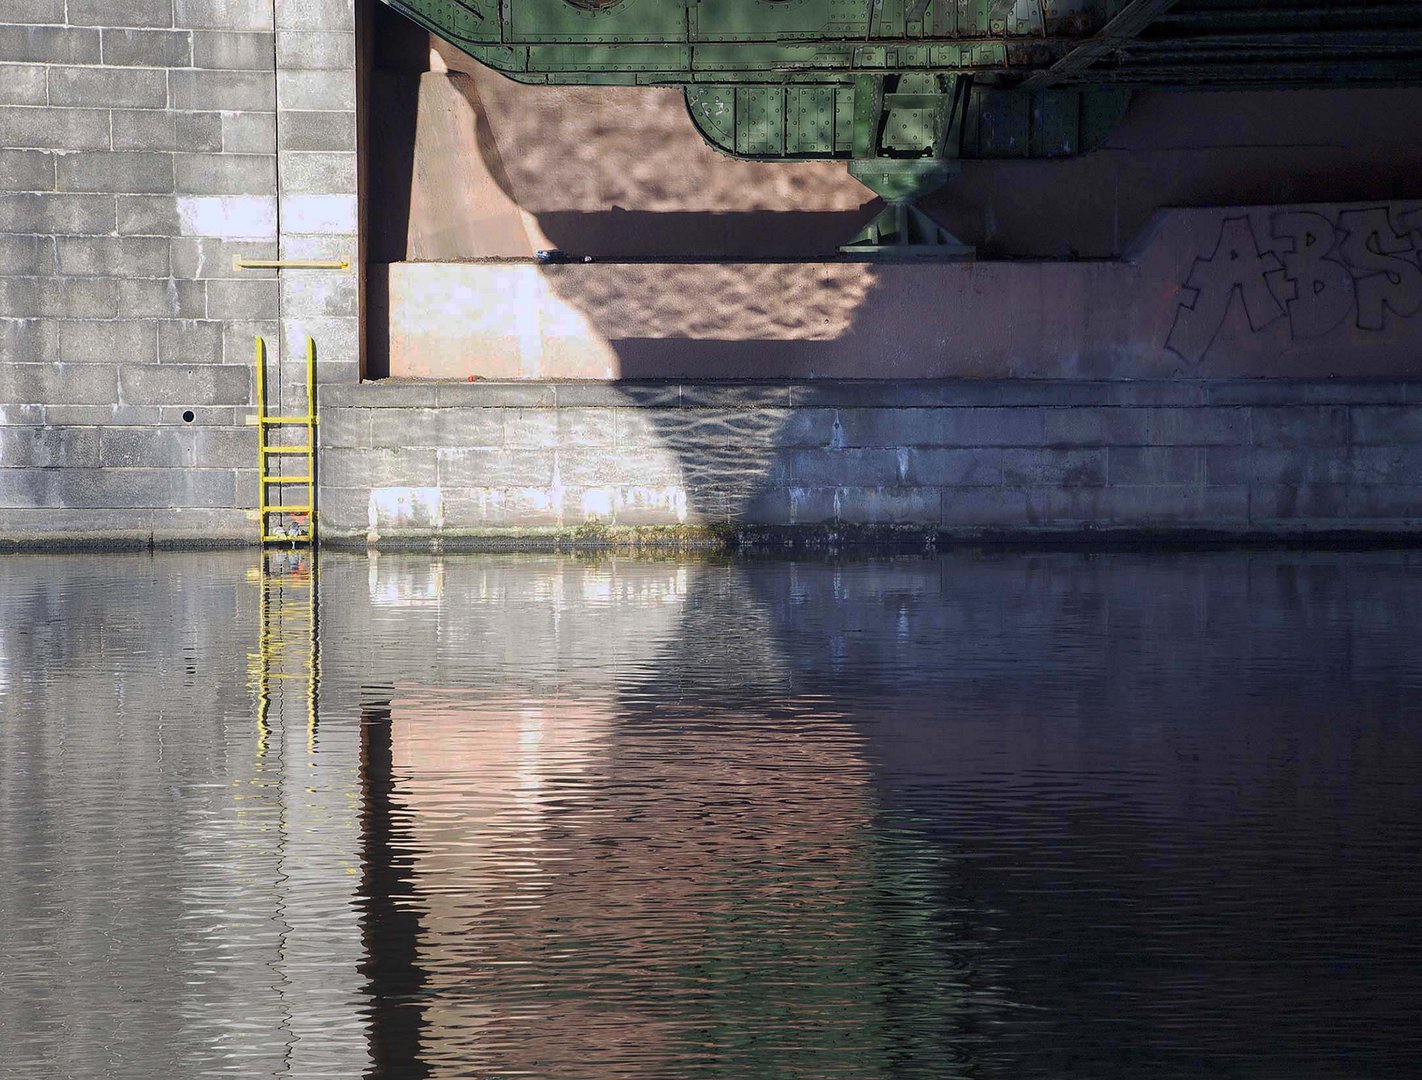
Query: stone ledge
317 521 1422 553
325 379 1422 411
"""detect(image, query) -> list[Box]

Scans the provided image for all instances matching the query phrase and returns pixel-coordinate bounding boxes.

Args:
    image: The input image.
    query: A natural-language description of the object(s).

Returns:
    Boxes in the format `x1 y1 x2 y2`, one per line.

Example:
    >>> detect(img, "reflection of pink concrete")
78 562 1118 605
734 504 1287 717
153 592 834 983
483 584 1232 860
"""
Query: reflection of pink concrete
385 200 1422 381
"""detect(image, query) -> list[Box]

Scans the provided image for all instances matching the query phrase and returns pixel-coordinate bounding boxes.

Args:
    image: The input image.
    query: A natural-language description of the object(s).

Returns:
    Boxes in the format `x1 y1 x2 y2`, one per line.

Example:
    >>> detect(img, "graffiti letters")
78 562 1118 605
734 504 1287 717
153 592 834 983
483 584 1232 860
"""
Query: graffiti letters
1167 205 1422 364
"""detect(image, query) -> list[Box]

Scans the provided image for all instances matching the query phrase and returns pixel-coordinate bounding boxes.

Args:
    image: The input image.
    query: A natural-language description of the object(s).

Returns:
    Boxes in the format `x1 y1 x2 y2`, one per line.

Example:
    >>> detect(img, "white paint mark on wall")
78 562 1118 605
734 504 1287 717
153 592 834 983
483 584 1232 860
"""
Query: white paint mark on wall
281 194 358 235
369 486 443 530
177 196 278 239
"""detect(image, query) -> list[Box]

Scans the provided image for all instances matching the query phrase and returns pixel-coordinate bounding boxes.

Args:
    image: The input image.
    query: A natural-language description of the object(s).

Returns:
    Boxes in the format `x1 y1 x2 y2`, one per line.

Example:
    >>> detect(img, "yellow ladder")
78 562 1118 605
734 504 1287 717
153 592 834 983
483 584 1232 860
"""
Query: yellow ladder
255 336 318 545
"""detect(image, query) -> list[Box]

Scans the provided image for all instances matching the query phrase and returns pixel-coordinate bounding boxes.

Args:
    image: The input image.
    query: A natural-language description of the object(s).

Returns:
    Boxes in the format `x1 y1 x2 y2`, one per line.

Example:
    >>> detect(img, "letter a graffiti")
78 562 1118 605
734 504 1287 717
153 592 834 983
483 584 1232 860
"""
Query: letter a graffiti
1167 216 1286 364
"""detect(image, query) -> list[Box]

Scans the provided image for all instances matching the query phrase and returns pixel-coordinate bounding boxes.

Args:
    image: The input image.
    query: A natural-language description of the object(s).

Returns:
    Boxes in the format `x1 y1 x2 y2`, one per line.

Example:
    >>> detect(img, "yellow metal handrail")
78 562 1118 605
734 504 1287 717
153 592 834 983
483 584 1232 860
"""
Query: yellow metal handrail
255 336 319 545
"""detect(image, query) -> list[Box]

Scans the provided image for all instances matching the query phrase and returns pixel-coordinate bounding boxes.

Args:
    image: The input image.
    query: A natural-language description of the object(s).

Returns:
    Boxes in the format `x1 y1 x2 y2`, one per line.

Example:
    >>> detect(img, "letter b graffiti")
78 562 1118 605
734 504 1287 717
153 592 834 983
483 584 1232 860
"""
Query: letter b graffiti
1270 212 1354 339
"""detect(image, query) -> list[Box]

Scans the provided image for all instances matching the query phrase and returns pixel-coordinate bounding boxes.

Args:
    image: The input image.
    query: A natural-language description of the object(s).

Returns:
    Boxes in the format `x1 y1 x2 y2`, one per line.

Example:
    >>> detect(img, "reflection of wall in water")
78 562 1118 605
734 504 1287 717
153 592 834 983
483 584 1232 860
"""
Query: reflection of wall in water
346 554 968 1076
0 554 369 1079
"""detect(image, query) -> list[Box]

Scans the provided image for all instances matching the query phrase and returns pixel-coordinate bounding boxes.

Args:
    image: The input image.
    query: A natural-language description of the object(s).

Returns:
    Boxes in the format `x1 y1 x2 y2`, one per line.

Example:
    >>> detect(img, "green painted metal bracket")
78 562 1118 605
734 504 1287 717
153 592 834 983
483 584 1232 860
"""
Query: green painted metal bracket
376 0 1422 256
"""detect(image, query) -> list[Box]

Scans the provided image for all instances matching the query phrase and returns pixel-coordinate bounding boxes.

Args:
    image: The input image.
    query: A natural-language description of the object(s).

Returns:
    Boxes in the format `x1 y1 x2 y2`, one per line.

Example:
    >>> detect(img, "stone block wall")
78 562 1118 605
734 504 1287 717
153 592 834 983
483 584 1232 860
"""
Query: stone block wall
318 380 1422 546
0 0 359 546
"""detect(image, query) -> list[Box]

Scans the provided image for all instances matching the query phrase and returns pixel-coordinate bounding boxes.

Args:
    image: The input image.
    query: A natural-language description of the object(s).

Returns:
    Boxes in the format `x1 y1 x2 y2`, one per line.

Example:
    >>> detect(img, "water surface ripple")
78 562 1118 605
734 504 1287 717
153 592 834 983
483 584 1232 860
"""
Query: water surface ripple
1 550 1420 1078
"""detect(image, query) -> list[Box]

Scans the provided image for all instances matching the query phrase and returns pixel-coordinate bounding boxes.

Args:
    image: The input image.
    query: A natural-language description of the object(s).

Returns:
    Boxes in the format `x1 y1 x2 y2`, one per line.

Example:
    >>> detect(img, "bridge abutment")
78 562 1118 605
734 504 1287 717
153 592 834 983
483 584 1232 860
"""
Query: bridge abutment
3 2 1421 546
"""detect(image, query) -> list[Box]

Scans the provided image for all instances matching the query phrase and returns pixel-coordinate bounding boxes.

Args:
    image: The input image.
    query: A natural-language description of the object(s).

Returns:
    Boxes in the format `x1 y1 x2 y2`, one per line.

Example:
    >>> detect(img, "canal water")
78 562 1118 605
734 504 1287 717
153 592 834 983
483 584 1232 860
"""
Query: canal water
2 550 1420 1079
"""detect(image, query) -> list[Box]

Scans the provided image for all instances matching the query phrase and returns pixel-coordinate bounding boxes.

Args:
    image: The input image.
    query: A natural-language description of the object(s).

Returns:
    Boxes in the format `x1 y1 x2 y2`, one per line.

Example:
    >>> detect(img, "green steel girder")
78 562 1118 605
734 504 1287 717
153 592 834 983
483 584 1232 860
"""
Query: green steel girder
377 0 1422 256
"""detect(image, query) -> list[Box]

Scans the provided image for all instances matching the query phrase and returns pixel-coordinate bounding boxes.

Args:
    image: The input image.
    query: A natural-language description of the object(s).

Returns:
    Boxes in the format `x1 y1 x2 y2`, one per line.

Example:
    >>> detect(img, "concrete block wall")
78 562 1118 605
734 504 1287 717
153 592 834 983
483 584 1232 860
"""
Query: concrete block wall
0 1 359 546
318 380 1422 545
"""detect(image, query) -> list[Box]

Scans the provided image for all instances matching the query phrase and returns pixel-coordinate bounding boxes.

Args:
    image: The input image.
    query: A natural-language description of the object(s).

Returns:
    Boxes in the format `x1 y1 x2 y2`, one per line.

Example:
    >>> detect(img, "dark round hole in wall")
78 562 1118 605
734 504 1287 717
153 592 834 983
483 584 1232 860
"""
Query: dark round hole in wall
181 410 196 424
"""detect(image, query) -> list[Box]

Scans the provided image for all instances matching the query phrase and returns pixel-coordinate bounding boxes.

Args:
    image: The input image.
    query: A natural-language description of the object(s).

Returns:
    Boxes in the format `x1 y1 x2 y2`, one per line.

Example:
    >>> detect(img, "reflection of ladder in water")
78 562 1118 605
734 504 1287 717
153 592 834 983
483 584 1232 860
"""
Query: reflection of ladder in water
255 336 318 545
249 550 322 758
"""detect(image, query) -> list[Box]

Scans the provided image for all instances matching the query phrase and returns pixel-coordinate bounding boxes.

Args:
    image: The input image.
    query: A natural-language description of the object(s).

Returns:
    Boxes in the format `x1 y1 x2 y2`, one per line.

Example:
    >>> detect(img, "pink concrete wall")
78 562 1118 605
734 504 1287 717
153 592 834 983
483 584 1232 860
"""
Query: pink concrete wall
380 201 1422 381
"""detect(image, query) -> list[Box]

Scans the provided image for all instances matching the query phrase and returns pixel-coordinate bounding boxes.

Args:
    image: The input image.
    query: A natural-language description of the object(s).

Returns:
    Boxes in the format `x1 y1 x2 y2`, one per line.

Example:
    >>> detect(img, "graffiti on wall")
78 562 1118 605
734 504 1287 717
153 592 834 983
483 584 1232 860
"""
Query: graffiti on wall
1167 206 1422 364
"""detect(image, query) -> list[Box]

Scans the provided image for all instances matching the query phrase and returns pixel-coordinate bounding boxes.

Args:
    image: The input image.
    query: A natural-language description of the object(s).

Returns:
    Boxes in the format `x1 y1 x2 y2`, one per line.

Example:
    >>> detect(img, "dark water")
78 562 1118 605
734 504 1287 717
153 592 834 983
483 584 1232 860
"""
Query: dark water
2 550 1421 1079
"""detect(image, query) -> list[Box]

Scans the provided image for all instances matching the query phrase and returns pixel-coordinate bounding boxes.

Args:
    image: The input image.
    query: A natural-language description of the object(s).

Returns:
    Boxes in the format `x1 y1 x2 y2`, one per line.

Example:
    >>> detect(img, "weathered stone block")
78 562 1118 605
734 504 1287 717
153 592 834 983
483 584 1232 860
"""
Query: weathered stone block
436 447 556 489
0 236 54 278
554 383 680 408
0 278 115 320
69 0 175 28
556 447 681 488
833 486 943 526
174 468 241 508
1108 447 1203 486
0 468 61 508
277 69 356 111
119 364 250 406
502 409 558 449
101 29 193 68
315 485 368 530
57 152 175 195
191 30 274 70
221 112 278 154
1347 485 1422 520
0 147 54 190
319 405 370 448
112 110 224 153
672 445 776 490
1091 485 1250 526
276 0 355 31
1251 406 1350 447
0 193 115 233
196 427 256 468
1147 407 1250 446
904 447 1003 487
0 25 100 64
169 68 275 112
941 486 1035 528
44 404 160 426
1 362 117 404
0 106 110 151
555 408 618 448
681 384 792 410
1350 446 1422 486
276 30 356 72
118 279 208 320
101 427 197 468
734 486 839 525
1350 406 1422 445
175 152 277 197
0 427 100 468
436 382 552 408
0 64 45 106
0 320 60 364
276 110 357 152
60 320 158 364
49 66 169 108
57 235 171 277
430 407 505 449
1243 447 1353 487
1000 448 1106 488
1045 407 1152 447
55 467 179 509
0 1 67 25
777 448 905 487
322 446 436 488
158 320 226 364
1250 483 1352 522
